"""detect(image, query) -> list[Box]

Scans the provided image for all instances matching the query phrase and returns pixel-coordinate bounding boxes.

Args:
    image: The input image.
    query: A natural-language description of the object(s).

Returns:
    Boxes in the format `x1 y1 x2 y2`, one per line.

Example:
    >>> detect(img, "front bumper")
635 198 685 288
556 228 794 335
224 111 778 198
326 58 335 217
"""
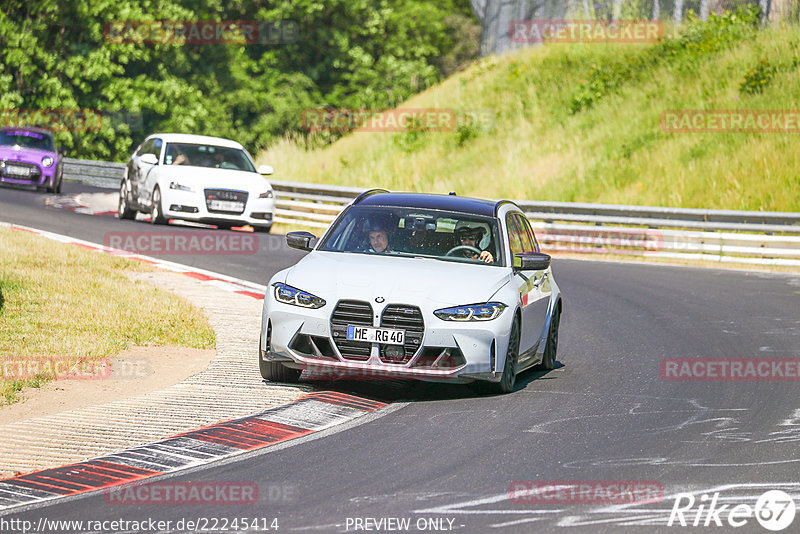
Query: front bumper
0 160 53 187
162 187 275 228
261 297 514 384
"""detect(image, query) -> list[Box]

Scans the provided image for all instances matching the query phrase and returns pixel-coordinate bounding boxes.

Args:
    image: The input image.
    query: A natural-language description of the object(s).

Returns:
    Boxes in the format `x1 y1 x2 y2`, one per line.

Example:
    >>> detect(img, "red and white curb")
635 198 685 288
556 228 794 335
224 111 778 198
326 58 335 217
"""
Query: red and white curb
1 222 267 299
0 392 385 511
0 222 390 512
45 194 117 217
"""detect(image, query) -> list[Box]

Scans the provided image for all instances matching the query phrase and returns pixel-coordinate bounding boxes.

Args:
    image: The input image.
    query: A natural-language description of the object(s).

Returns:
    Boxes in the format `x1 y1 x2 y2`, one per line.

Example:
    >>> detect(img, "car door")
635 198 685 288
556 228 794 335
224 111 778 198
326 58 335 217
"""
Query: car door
508 212 550 363
141 137 163 207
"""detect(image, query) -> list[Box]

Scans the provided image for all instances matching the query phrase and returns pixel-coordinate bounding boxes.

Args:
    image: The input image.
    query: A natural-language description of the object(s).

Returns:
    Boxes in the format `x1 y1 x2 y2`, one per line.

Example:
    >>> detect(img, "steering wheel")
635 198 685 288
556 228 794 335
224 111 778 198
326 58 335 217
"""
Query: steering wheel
445 245 482 257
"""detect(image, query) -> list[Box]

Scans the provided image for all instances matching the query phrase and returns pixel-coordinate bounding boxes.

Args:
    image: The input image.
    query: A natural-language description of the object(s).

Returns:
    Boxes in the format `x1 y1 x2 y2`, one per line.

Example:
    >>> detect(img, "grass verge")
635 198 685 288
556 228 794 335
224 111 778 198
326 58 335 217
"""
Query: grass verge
258 9 800 212
0 226 215 405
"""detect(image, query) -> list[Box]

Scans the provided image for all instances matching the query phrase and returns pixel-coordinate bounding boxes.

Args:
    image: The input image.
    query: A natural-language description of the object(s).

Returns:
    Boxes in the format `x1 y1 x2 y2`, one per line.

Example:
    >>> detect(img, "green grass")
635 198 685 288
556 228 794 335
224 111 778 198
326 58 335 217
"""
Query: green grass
257 10 800 212
0 227 215 404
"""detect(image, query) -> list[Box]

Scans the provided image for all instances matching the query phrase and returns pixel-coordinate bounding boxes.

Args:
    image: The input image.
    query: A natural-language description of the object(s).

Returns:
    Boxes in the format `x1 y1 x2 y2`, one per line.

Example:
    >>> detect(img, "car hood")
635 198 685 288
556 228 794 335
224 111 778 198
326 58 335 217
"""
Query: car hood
0 145 57 162
284 251 512 308
158 166 272 191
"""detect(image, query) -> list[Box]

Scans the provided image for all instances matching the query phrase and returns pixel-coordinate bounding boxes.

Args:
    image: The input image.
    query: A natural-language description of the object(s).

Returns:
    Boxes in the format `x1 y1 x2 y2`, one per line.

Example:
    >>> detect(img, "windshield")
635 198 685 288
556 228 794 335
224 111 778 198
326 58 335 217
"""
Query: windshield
0 130 55 151
318 205 504 267
163 142 255 172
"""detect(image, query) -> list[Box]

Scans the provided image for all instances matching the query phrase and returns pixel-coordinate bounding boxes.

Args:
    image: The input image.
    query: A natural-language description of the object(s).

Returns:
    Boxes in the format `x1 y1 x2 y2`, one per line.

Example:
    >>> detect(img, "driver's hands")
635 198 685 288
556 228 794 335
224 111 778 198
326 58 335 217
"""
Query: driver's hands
479 251 493 263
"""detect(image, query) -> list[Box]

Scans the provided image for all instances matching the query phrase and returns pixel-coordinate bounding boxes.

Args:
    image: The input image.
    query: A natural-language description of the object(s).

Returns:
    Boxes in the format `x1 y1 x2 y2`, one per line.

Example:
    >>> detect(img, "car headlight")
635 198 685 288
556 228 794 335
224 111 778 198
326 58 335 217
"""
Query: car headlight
42 156 54 167
272 282 325 309
259 190 274 199
169 181 193 192
434 302 507 321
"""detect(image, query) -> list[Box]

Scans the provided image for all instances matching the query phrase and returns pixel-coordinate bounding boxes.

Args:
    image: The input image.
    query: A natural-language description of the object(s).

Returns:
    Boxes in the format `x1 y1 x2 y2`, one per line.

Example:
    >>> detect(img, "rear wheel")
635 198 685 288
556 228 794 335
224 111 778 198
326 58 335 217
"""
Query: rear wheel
118 181 136 220
150 186 167 225
541 306 561 371
490 317 520 394
259 332 301 383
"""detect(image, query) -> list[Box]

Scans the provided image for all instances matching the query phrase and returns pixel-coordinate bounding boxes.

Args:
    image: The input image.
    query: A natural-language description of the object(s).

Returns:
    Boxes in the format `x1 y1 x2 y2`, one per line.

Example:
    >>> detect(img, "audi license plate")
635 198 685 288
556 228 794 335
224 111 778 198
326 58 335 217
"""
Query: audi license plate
347 325 405 345
209 200 244 211
5 165 30 176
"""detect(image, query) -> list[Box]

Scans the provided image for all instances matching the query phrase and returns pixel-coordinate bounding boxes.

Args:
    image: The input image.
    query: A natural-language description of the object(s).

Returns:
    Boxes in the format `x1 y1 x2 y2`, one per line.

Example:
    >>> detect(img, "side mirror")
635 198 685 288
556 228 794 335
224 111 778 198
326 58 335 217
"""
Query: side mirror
258 164 274 175
514 252 551 272
57 146 66 155
286 231 317 251
140 153 158 166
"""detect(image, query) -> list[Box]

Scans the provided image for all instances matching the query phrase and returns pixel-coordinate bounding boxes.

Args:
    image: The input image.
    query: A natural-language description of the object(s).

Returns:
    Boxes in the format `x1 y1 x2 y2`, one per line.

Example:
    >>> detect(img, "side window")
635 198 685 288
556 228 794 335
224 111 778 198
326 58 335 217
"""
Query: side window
506 213 525 268
514 214 538 253
148 138 163 159
136 139 153 157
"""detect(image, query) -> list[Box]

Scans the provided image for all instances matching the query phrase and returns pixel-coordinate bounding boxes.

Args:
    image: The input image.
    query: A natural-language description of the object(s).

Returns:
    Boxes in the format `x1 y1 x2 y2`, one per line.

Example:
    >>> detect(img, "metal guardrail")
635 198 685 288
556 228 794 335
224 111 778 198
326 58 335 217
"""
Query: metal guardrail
63 158 125 189
63 158 800 266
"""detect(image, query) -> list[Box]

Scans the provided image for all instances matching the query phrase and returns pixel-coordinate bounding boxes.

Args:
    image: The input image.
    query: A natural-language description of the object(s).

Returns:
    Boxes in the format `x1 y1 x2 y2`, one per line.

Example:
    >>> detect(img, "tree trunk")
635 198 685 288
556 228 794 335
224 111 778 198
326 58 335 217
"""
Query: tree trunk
673 0 684 27
700 0 709 20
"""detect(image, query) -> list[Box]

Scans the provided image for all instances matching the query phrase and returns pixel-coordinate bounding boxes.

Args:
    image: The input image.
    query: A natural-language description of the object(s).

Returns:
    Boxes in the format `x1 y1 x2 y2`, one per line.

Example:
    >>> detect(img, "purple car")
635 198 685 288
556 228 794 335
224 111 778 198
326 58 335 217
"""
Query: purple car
0 127 64 193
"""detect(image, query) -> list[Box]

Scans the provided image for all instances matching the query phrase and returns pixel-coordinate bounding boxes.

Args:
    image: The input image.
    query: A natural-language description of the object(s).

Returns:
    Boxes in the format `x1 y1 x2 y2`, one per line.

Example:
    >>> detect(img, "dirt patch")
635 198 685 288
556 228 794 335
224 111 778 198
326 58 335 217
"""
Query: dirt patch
0 345 214 425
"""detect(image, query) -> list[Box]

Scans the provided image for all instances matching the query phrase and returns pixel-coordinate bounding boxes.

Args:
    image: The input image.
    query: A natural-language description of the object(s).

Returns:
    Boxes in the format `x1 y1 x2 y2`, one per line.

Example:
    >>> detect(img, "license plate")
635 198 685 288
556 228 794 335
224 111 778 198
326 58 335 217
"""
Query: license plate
347 325 405 345
5 165 30 176
209 200 244 211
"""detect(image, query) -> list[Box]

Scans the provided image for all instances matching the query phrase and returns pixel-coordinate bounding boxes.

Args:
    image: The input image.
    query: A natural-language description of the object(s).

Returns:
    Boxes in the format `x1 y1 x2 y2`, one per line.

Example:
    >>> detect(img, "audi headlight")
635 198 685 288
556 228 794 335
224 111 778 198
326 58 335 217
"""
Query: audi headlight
272 282 325 309
434 302 507 321
259 190 274 199
42 156 54 167
169 181 193 192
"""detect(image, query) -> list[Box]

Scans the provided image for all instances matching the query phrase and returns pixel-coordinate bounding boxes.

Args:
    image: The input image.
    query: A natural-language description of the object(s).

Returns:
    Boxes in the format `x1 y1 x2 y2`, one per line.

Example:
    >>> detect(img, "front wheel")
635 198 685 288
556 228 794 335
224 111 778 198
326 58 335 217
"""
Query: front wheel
259 333 301 383
490 317 520 394
118 181 136 220
150 186 167 225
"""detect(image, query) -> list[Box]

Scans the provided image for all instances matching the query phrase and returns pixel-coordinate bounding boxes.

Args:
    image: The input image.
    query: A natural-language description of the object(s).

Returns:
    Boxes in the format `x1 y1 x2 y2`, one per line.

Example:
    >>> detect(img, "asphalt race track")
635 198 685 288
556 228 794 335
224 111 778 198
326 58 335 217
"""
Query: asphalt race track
2 183 799 533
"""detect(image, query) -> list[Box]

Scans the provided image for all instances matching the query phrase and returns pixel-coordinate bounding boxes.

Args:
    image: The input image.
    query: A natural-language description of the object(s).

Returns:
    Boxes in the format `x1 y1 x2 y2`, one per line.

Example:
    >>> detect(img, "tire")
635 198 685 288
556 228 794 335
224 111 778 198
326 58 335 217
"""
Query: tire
150 186 167 225
541 307 561 371
259 333 301 383
118 181 136 220
54 170 62 194
46 175 55 194
490 317 520 394
254 225 272 234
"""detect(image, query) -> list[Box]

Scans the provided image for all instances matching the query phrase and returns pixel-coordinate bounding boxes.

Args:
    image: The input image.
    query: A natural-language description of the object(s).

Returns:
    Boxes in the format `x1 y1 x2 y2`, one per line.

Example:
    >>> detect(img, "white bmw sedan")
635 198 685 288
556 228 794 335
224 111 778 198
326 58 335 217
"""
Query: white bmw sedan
260 191 563 394
119 133 275 232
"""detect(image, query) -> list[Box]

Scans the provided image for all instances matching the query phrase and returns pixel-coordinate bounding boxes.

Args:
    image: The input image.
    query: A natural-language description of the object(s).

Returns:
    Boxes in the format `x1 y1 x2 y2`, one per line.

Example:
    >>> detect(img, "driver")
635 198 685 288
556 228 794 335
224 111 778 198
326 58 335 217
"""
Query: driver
455 223 494 263
363 219 392 254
